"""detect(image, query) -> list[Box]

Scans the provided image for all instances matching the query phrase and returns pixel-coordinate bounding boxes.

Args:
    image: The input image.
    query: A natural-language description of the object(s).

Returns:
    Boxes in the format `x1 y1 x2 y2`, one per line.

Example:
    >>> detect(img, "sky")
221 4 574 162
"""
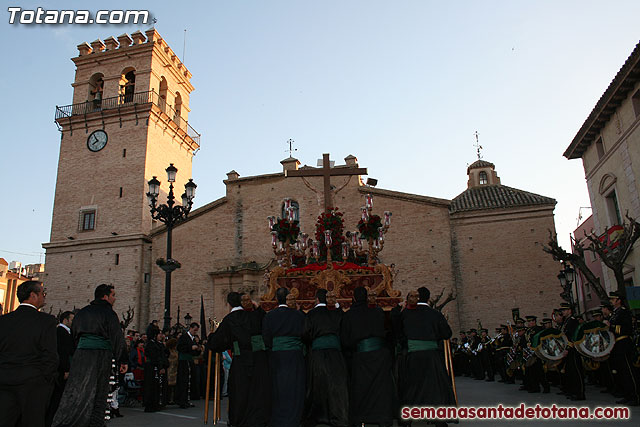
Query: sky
1 0 639 266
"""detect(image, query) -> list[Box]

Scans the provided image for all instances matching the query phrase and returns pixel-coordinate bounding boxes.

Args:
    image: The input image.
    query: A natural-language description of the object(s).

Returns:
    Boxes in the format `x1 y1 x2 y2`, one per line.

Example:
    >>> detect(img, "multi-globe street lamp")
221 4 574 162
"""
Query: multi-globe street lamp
147 163 197 331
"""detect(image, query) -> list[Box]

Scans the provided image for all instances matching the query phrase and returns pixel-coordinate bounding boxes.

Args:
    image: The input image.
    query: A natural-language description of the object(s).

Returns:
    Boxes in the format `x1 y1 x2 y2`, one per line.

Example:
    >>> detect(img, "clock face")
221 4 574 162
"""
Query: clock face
87 130 108 152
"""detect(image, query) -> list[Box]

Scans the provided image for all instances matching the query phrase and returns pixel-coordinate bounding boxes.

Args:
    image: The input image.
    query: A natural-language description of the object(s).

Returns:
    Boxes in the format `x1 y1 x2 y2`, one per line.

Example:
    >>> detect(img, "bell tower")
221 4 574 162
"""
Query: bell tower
43 29 200 329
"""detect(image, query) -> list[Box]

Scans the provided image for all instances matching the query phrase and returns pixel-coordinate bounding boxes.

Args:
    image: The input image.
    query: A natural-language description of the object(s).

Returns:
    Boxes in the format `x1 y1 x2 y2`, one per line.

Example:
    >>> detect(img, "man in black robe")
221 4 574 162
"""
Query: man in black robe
53 284 128 427
558 302 585 400
176 322 202 408
144 326 168 412
302 289 349 427
341 286 394 427
207 292 271 426
0 280 57 427
263 287 306 427
493 325 512 383
400 287 455 427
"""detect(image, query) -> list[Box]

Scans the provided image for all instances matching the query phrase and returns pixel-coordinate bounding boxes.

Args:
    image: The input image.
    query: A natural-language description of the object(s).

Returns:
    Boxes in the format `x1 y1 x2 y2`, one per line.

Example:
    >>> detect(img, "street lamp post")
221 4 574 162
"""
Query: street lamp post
147 163 197 332
557 262 577 312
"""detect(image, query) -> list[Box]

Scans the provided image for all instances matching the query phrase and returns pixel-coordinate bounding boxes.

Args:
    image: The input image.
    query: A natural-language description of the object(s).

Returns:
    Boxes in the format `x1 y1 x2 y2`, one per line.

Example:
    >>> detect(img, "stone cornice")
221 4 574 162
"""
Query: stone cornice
43 233 152 252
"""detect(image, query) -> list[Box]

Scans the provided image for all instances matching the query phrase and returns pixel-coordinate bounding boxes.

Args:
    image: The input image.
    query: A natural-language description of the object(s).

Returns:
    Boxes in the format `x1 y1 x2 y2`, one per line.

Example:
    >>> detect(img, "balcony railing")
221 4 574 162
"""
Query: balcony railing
55 90 200 145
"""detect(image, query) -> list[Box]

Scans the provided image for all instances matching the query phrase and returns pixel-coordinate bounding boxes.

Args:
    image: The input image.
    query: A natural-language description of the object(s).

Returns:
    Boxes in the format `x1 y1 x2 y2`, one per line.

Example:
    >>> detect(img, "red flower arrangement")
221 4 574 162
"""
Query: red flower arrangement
272 218 300 244
357 214 383 240
315 207 345 260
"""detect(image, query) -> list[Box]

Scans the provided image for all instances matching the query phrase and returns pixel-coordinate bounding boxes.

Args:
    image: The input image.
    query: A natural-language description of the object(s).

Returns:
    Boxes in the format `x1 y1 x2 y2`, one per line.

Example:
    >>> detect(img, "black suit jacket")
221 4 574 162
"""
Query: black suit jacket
56 325 75 374
0 305 58 385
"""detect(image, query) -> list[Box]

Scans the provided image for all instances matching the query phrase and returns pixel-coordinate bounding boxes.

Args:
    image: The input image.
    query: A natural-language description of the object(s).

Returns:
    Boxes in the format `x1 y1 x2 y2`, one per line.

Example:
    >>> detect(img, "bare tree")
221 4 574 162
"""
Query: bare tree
583 214 640 295
543 214 640 303
120 306 135 330
543 231 608 304
429 287 457 311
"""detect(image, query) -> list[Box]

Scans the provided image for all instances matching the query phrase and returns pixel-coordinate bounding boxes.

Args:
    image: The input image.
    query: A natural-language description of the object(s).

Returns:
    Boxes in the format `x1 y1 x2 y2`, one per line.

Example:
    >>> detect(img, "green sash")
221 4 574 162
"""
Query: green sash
272 336 303 352
233 335 266 355
77 334 111 350
179 353 194 361
357 337 384 353
312 334 341 350
407 339 438 352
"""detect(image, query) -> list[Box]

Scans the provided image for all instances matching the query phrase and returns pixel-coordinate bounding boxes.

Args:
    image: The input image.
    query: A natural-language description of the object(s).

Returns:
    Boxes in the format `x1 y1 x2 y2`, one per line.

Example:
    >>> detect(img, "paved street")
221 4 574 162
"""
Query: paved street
109 377 637 426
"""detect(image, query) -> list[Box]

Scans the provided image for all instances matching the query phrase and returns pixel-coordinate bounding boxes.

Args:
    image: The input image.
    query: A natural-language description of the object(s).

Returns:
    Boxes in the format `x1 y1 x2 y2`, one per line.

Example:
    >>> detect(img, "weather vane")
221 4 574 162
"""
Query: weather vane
286 138 297 157
474 131 483 160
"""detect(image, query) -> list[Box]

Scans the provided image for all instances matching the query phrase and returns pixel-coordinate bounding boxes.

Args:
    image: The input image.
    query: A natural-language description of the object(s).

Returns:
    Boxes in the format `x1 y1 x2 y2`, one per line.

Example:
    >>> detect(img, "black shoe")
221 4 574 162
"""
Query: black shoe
528 389 540 393
519 386 526 391
543 388 550 394
112 408 124 418
616 398 630 405
486 378 494 382
571 395 586 401
179 404 190 409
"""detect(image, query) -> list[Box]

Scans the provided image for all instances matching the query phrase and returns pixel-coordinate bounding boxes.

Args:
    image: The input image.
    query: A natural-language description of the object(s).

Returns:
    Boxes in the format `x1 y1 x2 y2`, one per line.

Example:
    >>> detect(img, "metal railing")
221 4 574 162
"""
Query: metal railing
55 90 201 144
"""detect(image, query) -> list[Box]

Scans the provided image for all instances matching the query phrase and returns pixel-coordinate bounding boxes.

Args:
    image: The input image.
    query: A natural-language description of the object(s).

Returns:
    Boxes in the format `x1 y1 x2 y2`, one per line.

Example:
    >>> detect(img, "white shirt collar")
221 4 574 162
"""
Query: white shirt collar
231 306 243 312
187 331 194 340
315 303 327 308
417 302 429 306
278 304 288 308
19 303 37 310
59 323 71 334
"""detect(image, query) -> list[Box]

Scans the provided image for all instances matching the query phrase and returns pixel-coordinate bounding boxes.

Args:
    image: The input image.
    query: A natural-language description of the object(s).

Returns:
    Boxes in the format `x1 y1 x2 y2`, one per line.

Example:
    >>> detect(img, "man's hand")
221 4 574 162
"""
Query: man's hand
64 372 69 380
160 368 165 374
120 363 128 374
192 344 199 350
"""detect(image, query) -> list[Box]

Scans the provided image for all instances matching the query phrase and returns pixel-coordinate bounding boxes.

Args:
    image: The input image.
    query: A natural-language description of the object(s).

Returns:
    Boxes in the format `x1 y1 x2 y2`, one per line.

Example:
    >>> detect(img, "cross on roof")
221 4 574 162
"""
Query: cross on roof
285 153 367 213
474 131 483 160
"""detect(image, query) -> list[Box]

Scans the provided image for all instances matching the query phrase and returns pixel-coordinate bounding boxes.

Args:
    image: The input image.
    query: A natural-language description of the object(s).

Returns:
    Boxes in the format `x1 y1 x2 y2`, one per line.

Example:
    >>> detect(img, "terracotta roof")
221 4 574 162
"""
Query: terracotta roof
0 258 7 265
467 159 495 174
450 185 556 213
564 41 640 160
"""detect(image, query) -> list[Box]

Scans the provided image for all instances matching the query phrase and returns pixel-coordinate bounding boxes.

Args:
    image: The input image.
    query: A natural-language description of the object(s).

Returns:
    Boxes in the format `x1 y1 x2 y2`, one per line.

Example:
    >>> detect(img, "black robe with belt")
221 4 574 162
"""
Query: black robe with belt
208 307 271 427
400 304 456 407
263 305 306 427
143 338 168 411
302 304 349 427
53 299 127 427
341 301 394 426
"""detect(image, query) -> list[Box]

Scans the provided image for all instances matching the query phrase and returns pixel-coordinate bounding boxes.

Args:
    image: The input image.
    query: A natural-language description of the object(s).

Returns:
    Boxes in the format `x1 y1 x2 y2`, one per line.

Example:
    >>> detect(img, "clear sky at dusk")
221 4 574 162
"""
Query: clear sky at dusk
1 0 639 265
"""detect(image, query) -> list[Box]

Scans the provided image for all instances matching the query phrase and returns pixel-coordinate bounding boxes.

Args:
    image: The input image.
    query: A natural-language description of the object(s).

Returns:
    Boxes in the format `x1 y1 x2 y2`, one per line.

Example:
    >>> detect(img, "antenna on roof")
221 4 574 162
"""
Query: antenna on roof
182 29 187 63
474 131 483 160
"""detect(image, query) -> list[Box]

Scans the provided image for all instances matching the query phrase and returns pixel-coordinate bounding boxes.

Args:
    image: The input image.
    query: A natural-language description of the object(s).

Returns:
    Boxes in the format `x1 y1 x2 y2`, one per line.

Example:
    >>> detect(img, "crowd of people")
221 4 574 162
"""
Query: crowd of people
2 279 638 427
451 293 640 406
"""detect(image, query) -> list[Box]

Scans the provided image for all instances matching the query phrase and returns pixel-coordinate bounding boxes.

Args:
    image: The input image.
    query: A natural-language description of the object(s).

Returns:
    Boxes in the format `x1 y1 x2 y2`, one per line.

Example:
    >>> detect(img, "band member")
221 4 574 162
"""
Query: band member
341 286 394 426
478 329 494 382
493 324 512 383
523 316 549 393
302 289 349 427
208 292 270 426
400 287 455 427
176 322 202 408
453 331 471 377
559 303 585 400
263 288 306 427
53 284 128 427
608 291 640 405
468 329 483 380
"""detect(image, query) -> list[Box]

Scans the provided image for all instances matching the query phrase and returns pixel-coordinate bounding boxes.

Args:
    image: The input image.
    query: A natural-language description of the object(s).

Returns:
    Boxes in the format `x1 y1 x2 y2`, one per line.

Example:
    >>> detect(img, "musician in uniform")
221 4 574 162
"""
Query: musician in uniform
513 325 527 385
601 303 613 325
478 328 494 382
493 325 512 383
559 302 585 401
454 331 470 377
608 291 640 406
523 316 549 394
468 329 483 380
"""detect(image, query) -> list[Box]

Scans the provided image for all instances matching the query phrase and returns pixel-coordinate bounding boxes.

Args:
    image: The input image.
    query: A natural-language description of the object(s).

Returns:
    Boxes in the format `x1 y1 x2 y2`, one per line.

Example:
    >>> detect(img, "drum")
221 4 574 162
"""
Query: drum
573 321 615 362
532 328 568 369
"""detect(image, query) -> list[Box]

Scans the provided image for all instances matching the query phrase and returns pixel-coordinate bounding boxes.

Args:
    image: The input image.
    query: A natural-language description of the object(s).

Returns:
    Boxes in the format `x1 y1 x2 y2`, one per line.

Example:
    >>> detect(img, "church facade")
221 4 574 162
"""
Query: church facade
44 30 562 333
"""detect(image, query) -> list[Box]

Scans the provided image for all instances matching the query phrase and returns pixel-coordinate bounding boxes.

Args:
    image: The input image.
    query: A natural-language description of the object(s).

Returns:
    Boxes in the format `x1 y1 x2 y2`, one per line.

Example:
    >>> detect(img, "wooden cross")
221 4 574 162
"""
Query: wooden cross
285 153 367 213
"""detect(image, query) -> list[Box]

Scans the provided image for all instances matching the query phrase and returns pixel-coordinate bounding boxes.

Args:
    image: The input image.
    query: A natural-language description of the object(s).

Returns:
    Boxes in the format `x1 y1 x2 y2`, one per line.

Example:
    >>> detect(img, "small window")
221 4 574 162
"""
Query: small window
82 211 96 231
122 149 126 158
119 187 123 198
595 138 605 160
632 89 640 118
115 254 120 265
605 190 622 226
479 171 488 185
144 273 150 283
